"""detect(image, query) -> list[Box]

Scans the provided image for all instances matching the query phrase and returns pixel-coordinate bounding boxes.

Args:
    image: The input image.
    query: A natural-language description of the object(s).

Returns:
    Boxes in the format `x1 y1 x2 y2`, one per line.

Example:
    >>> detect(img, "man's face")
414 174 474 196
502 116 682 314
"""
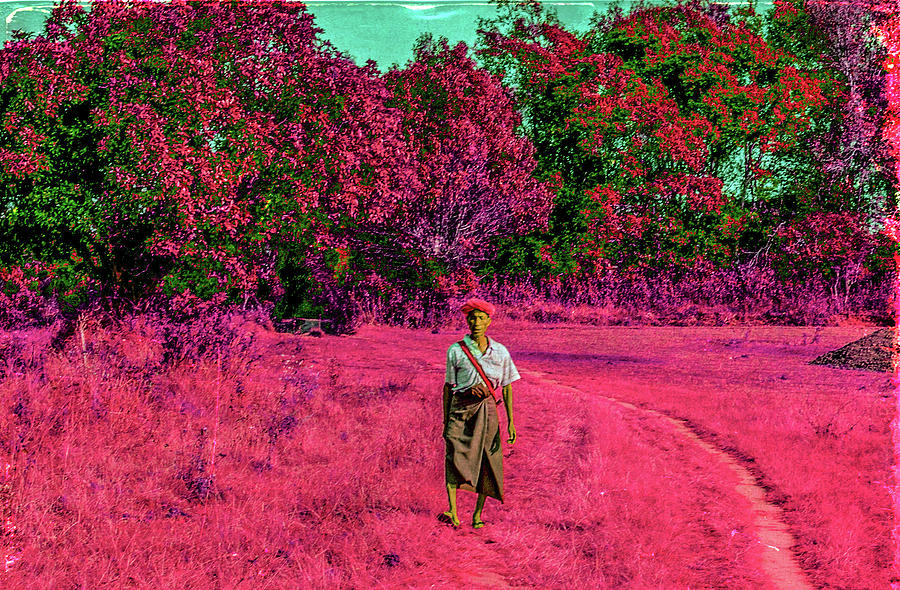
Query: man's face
466 310 491 337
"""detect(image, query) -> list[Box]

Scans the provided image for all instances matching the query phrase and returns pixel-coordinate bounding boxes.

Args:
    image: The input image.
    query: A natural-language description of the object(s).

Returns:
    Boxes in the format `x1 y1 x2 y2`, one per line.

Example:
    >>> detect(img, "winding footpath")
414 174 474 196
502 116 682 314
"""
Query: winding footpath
416 354 812 589
522 367 813 590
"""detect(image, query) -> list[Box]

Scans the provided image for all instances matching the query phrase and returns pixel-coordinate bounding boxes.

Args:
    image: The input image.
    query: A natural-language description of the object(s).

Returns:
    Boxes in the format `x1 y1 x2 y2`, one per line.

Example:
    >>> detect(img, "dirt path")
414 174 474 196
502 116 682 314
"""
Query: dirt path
415 357 790 589
522 367 813 590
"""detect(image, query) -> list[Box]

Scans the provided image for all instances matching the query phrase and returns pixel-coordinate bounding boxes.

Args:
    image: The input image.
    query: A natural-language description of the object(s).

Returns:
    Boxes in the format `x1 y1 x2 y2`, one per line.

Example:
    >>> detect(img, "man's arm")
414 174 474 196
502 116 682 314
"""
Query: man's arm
442 383 452 428
502 384 516 444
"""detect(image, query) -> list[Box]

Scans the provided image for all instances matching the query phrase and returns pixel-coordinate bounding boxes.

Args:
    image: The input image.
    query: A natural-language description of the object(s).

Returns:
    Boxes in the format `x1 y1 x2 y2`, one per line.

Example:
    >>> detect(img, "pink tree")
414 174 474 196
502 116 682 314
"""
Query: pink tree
377 37 551 300
769 0 894 216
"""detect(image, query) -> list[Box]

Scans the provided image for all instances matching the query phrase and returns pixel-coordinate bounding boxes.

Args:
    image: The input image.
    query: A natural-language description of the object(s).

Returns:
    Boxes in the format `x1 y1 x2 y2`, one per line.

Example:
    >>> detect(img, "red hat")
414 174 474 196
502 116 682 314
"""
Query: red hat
460 298 496 317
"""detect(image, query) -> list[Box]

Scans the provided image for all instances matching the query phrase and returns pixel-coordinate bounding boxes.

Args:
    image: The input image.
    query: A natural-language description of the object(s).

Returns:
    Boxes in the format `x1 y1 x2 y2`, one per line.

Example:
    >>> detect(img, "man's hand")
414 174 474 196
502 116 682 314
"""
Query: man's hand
471 383 491 399
507 423 516 444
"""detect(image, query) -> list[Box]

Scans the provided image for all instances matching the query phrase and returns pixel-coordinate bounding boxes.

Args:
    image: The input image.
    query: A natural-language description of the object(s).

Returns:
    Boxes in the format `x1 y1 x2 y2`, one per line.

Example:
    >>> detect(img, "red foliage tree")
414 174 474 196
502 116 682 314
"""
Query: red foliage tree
0 0 413 310
476 1 848 275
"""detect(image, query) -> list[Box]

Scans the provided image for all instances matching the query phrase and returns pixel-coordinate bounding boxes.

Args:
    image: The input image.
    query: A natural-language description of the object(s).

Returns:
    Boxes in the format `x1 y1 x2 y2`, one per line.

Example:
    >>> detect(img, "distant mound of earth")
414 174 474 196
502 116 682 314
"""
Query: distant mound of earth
810 328 896 372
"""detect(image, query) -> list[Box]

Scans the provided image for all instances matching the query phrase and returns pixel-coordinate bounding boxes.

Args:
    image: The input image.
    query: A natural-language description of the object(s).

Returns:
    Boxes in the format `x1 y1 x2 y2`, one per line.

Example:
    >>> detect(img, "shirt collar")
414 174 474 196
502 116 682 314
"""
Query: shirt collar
463 333 492 353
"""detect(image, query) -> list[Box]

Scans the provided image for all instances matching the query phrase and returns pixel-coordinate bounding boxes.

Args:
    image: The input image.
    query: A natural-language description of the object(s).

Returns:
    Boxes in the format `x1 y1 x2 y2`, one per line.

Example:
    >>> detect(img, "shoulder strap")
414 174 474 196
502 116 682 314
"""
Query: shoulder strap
457 340 502 405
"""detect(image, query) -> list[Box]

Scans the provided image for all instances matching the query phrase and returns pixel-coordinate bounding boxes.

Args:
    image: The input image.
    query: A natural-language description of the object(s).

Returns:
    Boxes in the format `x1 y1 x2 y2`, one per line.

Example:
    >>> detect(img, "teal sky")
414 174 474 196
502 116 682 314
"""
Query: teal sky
305 1 613 69
0 1 771 70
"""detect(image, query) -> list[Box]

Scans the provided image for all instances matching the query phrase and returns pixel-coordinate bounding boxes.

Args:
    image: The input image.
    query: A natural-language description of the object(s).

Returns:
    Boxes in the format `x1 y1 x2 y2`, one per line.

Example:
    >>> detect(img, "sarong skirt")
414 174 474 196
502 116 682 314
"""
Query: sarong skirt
443 391 503 502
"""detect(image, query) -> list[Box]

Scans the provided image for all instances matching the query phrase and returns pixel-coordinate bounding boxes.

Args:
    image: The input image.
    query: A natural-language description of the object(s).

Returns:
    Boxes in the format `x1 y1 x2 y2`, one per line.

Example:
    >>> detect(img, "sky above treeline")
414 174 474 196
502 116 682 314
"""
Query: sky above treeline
0 0 775 70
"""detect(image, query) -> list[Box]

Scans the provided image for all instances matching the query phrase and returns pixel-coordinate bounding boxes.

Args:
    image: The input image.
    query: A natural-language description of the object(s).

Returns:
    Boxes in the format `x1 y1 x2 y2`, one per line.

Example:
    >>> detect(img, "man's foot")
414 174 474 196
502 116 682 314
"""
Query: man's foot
438 511 460 528
472 517 485 529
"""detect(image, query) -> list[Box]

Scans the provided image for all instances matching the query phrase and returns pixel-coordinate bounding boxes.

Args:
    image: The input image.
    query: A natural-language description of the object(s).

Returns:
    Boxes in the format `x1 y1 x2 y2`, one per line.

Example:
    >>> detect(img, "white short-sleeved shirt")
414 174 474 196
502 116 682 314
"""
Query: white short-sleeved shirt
445 334 521 393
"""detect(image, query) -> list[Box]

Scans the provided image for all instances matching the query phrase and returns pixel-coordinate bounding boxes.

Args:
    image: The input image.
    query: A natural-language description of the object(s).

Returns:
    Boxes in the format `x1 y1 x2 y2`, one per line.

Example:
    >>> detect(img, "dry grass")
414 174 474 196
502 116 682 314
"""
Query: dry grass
0 312 782 588
493 321 894 589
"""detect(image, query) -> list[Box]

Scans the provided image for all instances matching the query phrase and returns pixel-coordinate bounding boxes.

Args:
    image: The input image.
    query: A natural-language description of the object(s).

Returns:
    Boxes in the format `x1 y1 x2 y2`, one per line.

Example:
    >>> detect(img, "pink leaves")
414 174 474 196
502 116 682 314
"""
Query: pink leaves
0 124 48 178
773 211 886 287
773 0 800 20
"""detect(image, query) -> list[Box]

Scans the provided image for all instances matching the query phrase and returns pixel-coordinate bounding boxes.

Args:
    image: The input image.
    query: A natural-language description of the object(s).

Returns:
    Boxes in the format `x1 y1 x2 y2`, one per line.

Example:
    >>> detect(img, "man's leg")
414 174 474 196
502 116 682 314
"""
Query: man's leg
472 493 486 528
443 483 460 527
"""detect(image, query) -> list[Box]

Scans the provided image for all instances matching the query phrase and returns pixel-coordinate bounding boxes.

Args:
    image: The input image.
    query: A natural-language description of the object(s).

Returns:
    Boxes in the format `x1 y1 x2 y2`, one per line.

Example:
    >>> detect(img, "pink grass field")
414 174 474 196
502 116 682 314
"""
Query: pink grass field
0 312 893 588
